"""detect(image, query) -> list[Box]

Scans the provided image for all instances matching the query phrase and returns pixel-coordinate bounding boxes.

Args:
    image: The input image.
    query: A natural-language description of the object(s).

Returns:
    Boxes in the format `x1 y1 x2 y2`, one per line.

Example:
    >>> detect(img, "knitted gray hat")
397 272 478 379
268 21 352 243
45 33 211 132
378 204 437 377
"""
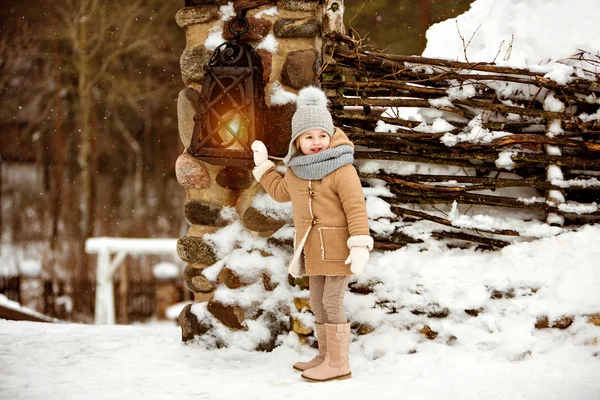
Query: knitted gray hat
283 87 334 165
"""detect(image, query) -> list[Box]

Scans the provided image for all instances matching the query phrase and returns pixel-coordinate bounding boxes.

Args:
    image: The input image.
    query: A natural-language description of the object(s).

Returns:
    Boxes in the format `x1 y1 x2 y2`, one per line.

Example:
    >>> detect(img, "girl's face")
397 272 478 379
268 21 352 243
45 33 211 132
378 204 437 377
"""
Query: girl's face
297 129 331 155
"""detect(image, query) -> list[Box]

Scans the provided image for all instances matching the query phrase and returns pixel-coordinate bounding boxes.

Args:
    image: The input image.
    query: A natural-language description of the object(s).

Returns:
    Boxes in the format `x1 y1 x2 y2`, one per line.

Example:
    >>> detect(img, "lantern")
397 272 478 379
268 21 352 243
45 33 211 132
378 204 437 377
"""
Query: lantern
187 12 266 166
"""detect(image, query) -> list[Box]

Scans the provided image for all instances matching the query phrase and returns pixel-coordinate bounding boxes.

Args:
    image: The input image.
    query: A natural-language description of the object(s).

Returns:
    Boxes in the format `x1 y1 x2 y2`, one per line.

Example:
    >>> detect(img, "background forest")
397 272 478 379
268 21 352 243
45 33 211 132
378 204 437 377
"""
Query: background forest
0 0 471 322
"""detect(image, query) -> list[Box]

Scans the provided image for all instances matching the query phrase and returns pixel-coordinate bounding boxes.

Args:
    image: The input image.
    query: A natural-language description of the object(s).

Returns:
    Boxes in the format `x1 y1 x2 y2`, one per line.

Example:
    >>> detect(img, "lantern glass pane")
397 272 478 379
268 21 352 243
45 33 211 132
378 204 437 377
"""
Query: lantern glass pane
206 75 249 149
217 110 248 149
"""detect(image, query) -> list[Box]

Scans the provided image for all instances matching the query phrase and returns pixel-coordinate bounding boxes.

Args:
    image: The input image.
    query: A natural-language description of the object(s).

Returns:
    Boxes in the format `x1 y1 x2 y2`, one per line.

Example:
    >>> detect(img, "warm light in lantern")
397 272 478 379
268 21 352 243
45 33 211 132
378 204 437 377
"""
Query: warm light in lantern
218 110 249 150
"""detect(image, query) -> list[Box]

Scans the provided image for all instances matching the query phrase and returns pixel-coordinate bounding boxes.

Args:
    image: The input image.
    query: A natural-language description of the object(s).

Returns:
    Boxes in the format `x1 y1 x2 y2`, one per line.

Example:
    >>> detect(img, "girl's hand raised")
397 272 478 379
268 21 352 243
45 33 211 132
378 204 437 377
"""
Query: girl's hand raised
251 140 268 166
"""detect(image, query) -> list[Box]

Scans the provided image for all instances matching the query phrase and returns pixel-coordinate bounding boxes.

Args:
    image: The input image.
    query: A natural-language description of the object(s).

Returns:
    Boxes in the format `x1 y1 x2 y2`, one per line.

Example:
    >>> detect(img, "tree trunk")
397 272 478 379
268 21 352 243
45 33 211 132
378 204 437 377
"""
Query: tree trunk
90 101 98 237
78 17 92 242
51 45 64 251
0 158 2 255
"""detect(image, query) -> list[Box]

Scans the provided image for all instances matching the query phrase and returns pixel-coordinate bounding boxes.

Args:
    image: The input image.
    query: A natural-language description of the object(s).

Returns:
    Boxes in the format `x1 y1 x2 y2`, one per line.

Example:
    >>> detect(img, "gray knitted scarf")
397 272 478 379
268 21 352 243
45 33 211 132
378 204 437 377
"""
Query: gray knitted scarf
286 144 354 180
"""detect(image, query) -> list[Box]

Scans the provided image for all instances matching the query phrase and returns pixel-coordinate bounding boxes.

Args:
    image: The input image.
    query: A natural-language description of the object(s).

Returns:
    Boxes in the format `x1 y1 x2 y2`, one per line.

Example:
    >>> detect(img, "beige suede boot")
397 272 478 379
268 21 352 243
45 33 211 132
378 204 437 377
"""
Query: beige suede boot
301 323 352 382
293 323 327 371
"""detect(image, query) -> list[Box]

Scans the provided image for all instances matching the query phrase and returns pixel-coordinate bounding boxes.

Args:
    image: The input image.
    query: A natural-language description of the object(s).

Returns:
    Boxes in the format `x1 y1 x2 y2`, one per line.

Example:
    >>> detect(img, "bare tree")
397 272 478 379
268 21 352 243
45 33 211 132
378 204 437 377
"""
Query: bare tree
55 0 154 240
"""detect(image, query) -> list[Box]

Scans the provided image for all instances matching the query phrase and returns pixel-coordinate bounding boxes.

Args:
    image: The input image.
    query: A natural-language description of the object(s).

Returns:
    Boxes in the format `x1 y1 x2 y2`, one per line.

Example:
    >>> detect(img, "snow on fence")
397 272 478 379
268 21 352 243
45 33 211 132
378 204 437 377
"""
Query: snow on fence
322 34 600 249
85 237 178 324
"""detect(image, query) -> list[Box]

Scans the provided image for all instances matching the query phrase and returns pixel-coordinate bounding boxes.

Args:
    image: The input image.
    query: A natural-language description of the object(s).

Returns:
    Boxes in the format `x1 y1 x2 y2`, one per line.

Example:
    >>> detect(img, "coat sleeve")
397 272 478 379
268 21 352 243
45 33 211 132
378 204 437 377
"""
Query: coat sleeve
335 164 370 237
259 166 291 203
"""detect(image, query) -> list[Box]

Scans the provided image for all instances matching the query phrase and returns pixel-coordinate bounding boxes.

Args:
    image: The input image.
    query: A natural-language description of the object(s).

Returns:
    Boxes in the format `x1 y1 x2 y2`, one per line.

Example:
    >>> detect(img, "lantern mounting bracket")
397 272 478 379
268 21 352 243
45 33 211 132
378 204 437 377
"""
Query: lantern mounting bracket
229 11 249 41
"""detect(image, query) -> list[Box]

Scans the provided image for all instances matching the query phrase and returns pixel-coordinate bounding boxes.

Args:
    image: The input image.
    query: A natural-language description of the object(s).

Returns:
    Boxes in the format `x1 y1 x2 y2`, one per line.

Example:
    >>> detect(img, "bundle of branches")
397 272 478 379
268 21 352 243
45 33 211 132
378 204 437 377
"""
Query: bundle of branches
321 34 600 250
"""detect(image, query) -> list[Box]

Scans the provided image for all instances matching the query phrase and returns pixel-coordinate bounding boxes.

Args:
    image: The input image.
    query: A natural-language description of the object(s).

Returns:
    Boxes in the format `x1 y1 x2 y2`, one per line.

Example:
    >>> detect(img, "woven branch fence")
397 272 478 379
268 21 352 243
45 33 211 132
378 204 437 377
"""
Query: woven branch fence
321 34 600 250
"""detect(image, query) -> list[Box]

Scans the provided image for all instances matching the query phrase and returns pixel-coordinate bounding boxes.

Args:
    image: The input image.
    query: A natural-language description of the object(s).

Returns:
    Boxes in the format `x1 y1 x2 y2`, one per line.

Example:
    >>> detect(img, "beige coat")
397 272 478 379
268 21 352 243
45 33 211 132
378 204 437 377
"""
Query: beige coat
258 129 370 276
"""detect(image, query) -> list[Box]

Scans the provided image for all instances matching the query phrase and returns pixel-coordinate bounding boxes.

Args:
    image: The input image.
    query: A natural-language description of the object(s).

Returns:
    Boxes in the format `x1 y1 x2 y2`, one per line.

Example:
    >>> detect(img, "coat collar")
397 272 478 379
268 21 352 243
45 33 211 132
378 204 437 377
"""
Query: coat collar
329 128 354 150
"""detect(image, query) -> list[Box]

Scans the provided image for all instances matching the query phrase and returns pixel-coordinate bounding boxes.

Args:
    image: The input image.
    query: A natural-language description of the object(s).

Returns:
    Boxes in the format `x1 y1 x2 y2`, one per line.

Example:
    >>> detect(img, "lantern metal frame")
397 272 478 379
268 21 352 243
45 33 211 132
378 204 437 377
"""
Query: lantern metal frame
187 13 266 166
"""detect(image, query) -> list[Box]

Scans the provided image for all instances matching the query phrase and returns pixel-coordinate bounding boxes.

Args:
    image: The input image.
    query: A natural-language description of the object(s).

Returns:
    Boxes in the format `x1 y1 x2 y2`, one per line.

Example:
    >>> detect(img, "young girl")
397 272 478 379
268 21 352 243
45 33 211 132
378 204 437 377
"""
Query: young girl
251 87 373 382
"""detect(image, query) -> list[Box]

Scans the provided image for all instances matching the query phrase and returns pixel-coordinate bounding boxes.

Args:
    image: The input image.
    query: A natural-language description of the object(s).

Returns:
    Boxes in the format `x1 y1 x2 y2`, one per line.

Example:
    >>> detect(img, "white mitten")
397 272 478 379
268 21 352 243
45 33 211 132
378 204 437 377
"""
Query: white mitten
251 140 268 166
345 235 374 275
344 246 370 275
251 140 274 181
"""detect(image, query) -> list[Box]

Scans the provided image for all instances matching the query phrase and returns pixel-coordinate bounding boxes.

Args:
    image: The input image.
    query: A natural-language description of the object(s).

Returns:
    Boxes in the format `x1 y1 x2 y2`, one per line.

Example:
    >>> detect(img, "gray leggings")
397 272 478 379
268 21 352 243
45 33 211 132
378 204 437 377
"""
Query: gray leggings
309 275 350 324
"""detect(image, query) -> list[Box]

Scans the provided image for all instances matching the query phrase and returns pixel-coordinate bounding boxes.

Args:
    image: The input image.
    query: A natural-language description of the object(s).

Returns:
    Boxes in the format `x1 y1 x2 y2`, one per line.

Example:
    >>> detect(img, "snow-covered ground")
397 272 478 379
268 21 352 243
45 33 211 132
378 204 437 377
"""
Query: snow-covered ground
1 225 600 399
0 318 598 400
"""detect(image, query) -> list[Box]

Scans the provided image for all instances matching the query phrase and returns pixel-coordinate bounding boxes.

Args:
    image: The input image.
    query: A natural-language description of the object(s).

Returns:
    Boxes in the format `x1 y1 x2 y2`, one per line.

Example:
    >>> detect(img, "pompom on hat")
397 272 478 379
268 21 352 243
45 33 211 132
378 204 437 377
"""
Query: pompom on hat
283 86 334 165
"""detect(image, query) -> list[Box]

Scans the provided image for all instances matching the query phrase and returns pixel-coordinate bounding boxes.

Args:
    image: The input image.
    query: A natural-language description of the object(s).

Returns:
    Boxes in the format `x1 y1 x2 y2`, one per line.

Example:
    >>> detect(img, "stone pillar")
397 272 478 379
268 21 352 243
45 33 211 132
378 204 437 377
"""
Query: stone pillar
174 0 341 343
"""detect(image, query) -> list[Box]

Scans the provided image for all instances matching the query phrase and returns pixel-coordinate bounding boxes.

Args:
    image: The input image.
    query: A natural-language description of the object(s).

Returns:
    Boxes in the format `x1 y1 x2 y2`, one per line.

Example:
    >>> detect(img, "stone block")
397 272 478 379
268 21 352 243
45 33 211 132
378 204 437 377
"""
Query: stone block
293 297 311 311
183 265 216 293
184 200 228 226
234 0 276 12
187 164 239 207
187 225 221 237
278 0 319 12
177 88 200 148
292 317 312 335
178 304 211 342
175 152 211 189
281 49 318 89
242 206 287 233
297 334 309 346
216 166 254 190
187 0 229 5
255 311 290 352
207 300 247 330
217 267 244 289
194 291 215 303
261 272 277 291
264 102 295 157
180 44 213 85
223 17 272 41
176 5 220 28
289 275 309 289
274 18 321 38
177 235 218 265
257 49 272 83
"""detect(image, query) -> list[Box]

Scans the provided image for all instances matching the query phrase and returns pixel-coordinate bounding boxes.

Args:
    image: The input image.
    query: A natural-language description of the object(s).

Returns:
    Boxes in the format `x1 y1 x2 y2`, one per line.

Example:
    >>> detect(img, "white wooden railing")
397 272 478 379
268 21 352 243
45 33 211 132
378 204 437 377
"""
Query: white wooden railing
85 237 178 324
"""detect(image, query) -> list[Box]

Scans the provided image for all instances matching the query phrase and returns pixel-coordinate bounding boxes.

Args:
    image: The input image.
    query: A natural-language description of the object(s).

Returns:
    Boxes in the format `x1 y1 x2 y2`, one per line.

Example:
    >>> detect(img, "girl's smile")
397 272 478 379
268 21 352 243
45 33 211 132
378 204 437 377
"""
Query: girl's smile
298 129 331 155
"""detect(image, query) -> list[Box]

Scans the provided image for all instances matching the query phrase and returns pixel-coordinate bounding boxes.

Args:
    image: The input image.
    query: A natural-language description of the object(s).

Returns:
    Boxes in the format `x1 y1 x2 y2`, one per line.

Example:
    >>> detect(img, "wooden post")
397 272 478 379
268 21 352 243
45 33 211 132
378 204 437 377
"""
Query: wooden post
92 247 126 324
94 247 112 324
119 258 128 324
545 120 565 226
322 0 346 36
